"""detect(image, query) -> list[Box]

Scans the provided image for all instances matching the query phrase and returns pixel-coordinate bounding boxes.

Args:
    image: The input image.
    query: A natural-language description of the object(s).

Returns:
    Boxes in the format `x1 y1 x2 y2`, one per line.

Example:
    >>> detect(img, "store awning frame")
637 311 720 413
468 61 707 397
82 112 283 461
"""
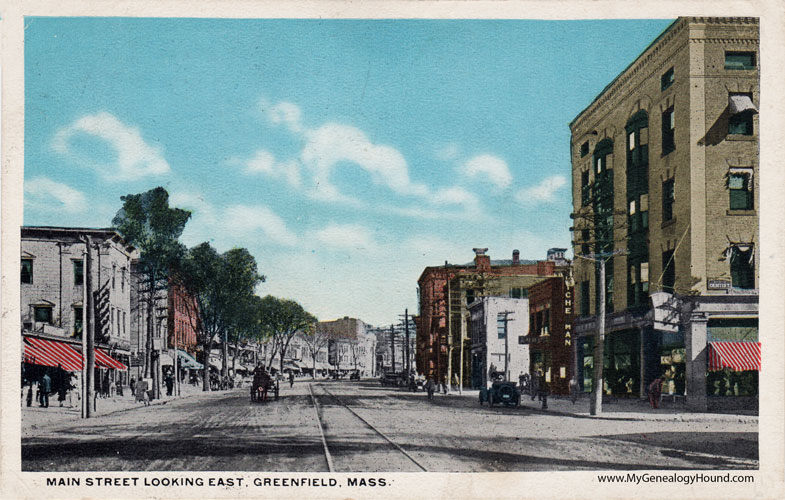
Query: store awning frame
24 337 83 371
95 348 128 370
708 341 761 372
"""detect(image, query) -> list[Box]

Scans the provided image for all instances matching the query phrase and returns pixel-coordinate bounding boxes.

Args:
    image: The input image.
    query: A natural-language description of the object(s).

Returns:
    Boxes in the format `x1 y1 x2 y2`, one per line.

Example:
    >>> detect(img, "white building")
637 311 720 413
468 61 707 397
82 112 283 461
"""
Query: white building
469 296 530 388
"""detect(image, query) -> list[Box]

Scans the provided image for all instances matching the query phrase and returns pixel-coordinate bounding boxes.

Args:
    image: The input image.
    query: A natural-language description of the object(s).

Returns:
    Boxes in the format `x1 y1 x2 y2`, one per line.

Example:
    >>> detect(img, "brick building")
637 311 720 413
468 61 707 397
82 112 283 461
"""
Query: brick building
570 17 759 410
526 277 574 396
416 248 569 385
21 226 132 382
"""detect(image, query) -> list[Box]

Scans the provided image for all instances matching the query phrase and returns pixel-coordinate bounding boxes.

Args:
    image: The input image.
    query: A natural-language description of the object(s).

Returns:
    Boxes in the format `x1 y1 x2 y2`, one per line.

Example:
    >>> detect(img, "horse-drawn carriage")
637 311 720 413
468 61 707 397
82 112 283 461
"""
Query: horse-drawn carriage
250 369 279 403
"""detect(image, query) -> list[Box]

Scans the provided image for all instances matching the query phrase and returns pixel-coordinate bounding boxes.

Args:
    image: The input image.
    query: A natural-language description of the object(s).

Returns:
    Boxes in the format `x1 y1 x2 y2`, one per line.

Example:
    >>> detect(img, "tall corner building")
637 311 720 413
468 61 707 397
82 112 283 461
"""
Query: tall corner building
569 17 759 411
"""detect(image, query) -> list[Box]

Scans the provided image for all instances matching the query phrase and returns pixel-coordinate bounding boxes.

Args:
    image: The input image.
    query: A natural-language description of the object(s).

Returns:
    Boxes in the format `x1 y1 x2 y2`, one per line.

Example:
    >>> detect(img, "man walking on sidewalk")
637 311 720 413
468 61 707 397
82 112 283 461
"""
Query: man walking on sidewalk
40 371 51 408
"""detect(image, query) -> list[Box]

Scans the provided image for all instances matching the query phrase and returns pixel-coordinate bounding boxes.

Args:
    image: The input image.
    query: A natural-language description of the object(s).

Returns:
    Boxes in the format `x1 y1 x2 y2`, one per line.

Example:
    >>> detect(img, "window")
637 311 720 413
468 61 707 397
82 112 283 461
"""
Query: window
730 246 755 289
581 229 590 256
581 170 591 206
542 309 550 335
595 155 604 174
580 281 590 316
662 107 675 154
21 259 33 284
728 93 755 136
661 67 674 90
729 171 753 210
73 260 84 286
498 314 508 338
123 311 127 334
580 141 589 157
465 289 475 305
662 179 675 222
111 307 115 333
74 307 83 338
725 51 756 70
640 262 649 294
510 288 525 299
662 250 675 292
640 194 649 229
34 306 53 324
112 265 116 289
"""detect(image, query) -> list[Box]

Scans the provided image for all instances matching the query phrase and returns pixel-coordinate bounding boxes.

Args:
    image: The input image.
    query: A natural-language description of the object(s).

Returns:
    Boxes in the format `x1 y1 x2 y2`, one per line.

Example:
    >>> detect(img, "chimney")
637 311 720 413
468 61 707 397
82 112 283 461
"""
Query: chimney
473 248 491 272
512 249 520 265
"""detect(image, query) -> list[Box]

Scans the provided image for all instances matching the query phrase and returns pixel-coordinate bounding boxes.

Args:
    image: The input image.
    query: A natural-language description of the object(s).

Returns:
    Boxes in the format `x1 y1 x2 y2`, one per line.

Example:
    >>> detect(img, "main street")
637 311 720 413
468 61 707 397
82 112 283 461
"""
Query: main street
22 380 758 472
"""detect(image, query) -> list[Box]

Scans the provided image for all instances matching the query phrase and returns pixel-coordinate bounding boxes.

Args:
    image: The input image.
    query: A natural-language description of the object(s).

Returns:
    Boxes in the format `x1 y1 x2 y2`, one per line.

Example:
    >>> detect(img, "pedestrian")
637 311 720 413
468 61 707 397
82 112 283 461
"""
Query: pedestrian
40 371 52 408
530 371 540 401
58 376 68 407
538 371 549 409
129 377 136 397
289 371 295 388
648 375 664 409
26 381 34 407
569 377 579 405
116 379 123 397
425 377 435 400
101 374 111 399
165 373 174 396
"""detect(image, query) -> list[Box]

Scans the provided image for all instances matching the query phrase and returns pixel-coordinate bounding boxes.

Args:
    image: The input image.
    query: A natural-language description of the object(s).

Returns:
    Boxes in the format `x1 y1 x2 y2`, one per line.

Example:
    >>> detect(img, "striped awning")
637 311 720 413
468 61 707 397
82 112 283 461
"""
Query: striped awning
95 348 128 370
24 337 83 372
708 341 761 372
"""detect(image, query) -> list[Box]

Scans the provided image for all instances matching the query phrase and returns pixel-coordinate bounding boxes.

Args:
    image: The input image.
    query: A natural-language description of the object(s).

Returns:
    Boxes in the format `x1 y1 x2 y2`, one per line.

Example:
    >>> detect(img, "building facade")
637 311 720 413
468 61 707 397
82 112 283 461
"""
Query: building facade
570 17 759 410
468 296 530 389
21 226 133 383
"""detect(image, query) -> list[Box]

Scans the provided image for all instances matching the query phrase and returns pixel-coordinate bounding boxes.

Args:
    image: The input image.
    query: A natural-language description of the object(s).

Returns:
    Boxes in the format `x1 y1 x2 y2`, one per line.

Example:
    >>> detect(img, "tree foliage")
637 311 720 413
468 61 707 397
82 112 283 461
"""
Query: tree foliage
257 295 317 373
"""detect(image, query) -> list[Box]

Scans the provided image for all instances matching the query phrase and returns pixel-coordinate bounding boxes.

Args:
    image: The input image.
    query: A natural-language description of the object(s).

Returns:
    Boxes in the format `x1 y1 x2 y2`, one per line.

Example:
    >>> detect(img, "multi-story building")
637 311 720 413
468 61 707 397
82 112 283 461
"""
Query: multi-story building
569 17 759 410
417 248 568 385
468 296 530 389
526 277 575 395
21 226 132 383
319 317 376 377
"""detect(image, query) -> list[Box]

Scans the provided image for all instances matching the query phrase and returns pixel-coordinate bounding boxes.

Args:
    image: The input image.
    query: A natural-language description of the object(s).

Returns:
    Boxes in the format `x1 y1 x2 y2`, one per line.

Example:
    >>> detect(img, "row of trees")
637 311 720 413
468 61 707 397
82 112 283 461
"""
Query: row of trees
111 187 317 391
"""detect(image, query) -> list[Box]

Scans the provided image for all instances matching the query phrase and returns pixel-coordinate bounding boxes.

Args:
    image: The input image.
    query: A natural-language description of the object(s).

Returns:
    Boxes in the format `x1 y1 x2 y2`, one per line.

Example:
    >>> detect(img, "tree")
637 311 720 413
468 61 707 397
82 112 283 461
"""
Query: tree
257 296 317 374
177 243 263 391
227 294 265 375
299 326 329 378
112 187 191 398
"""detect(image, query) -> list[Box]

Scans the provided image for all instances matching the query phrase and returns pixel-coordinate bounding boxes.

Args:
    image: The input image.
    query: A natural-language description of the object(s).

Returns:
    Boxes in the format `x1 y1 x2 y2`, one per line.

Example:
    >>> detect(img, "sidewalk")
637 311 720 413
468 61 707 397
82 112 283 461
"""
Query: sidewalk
439 388 758 424
21 382 211 434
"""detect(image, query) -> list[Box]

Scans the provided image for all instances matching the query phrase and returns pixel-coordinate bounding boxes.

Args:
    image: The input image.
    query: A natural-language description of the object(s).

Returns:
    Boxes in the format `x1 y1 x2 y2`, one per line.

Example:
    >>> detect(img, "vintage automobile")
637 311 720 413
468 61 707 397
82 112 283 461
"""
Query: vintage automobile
380 372 399 386
479 372 521 407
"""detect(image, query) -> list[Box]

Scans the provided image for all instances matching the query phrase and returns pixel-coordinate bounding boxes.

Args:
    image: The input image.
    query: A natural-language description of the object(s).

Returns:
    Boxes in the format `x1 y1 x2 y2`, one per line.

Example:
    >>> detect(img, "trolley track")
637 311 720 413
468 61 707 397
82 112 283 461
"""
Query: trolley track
308 383 427 472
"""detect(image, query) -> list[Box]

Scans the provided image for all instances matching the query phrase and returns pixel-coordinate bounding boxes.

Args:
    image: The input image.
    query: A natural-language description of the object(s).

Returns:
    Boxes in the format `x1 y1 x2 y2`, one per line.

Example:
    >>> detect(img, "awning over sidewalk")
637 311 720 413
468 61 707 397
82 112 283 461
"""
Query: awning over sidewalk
708 341 761 372
177 350 203 370
24 337 83 371
95 349 128 371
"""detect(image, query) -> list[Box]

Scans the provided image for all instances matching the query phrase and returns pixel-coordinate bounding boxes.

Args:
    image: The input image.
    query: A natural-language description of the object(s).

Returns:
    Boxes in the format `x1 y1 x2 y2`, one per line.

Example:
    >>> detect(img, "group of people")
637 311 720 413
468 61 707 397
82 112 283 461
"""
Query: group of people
24 366 72 408
518 371 550 409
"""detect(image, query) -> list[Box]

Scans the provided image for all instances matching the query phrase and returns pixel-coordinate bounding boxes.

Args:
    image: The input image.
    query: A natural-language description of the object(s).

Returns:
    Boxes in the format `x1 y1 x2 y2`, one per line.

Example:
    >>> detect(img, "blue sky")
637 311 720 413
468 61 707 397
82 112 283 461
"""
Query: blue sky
24 17 674 326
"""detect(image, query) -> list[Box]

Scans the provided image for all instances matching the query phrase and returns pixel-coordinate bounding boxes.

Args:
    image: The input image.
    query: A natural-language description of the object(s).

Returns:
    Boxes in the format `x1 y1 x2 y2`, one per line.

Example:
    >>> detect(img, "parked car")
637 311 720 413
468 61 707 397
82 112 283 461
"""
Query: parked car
380 372 398 386
349 371 360 380
480 380 520 407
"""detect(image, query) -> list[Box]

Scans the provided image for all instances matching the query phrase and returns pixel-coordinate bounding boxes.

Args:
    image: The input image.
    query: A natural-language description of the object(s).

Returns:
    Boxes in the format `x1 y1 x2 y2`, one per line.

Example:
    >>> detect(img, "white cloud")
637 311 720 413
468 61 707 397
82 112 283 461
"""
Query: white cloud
431 186 480 210
313 223 377 251
436 143 461 161
516 175 568 203
224 204 298 246
244 150 301 187
460 154 512 189
302 123 428 198
24 177 87 213
52 111 170 181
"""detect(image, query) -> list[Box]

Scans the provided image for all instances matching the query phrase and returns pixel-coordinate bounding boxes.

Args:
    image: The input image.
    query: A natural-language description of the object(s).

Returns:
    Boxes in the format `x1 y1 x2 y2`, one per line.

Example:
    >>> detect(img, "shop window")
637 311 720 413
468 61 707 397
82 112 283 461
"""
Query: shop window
707 370 758 397
730 246 755 289
724 51 756 70
34 306 53 324
21 258 33 284
662 178 675 222
728 171 753 210
661 67 674 90
662 107 675 154
73 260 84 286
662 250 675 292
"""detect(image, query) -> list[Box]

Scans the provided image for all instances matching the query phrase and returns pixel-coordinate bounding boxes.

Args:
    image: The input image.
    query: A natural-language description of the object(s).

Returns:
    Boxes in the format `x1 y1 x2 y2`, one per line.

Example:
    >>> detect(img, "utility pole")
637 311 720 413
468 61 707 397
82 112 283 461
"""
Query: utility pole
389 324 396 373
575 251 623 416
498 311 514 381
80 235 96 418
404 309 410 374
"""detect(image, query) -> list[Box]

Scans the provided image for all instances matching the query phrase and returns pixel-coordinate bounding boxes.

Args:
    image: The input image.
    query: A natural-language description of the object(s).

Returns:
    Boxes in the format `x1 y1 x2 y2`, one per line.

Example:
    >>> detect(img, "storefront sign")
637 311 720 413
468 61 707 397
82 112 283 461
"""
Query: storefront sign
708 278 731 290
130 354 144 367
564 286 574 346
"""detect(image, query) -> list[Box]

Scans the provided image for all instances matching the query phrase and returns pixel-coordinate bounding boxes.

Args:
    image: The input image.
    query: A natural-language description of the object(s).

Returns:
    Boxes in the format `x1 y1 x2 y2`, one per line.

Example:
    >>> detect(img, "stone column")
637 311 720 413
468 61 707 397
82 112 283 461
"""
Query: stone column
685 313 708 411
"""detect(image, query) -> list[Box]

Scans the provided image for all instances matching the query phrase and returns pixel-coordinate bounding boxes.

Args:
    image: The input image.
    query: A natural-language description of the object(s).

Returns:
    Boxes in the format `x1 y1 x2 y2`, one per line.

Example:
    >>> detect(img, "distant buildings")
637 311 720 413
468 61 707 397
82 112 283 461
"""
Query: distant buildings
569 17 759 410
416 248 570 385
319 317 376 377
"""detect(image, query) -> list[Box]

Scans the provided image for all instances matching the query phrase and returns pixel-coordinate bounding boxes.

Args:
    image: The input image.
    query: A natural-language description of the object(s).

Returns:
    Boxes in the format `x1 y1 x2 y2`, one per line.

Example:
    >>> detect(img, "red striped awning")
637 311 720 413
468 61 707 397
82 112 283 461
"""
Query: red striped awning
708 341 761 372
24 337 83 372
95 348 128 371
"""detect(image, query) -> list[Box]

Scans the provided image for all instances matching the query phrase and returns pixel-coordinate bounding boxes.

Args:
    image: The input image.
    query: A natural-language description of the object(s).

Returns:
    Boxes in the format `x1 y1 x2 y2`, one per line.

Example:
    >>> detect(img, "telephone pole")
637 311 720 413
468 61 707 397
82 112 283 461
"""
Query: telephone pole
389 324 396 373
80 235 96 418
498 311 514 381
